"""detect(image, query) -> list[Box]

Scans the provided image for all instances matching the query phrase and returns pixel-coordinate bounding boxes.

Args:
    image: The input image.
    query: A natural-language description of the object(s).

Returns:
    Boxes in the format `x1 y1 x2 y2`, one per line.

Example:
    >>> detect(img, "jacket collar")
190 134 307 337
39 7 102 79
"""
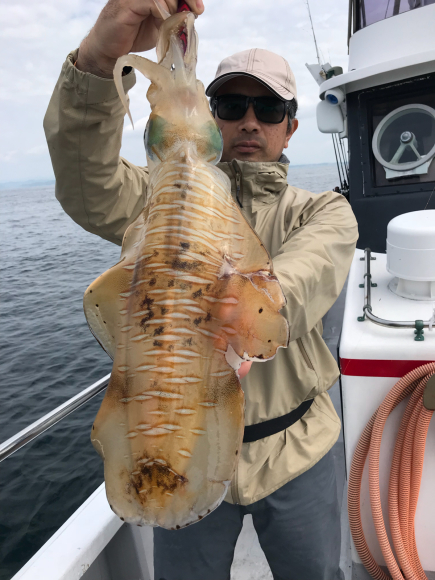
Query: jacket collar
217 154 289 207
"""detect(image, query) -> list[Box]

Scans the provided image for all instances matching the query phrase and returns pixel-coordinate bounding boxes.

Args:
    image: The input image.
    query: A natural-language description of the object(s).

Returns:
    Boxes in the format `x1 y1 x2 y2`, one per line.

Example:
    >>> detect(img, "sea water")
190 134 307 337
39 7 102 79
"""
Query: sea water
0 163 341 580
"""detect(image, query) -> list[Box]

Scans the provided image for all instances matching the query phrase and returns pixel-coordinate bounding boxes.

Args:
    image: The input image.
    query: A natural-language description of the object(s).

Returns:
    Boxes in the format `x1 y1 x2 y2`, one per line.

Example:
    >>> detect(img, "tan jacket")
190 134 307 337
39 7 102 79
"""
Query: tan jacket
44 51 358 505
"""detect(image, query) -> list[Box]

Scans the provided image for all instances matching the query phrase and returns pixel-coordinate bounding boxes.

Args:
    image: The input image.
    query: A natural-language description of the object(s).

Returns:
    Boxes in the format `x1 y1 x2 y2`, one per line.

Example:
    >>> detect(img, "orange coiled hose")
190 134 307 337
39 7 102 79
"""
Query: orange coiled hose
348 363 435 580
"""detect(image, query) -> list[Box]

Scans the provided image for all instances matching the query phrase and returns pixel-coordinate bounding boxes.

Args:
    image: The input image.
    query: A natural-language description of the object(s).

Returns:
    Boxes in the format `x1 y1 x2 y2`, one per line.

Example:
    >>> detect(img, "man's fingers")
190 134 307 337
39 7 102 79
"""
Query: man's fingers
238 361 253 379
188 0 204 14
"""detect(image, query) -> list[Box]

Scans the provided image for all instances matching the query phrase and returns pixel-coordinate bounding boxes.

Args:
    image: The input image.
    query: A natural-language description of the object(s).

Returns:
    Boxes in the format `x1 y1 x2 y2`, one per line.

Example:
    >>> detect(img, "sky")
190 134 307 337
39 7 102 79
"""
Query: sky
0 0 350 183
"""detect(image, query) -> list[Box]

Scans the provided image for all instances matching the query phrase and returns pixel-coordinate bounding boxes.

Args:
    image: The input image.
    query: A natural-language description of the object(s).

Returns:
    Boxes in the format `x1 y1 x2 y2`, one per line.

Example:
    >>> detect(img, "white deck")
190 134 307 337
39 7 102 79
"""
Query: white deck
12 479 352 580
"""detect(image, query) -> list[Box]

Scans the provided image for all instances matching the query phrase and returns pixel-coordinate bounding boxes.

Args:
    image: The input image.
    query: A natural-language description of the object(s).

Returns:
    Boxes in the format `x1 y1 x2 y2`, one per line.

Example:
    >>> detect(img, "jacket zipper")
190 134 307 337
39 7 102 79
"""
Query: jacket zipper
235 172 242 208
297 337 315 371
231 160 243 208
232 461 241 505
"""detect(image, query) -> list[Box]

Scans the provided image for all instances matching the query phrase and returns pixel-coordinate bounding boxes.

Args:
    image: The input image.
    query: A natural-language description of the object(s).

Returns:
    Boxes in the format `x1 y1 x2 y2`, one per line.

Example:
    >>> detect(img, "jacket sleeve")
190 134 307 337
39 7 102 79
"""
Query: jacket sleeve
272 189 358 341
43 50 149 246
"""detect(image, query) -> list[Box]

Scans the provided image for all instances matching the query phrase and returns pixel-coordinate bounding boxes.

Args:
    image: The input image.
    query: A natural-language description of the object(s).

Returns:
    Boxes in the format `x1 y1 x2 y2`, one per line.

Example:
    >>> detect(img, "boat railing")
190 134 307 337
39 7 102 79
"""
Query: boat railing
3 249 432 463
359 248 435 336
0 373 111 463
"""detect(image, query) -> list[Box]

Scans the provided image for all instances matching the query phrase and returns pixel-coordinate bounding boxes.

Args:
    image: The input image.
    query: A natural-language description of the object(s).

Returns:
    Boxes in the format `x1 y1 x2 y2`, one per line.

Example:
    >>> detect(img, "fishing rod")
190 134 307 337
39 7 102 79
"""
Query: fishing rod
305 0 321 66
304 0 350 196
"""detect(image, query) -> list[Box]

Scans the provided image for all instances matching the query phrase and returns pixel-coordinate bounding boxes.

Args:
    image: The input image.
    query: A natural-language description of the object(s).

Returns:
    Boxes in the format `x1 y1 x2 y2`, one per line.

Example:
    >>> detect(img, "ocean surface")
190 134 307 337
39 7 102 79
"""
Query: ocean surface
0 163 341 580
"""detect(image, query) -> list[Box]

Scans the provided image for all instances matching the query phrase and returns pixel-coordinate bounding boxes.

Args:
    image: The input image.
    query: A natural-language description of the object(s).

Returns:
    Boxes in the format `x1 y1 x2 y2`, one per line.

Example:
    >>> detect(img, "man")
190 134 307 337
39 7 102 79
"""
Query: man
44 1 358 579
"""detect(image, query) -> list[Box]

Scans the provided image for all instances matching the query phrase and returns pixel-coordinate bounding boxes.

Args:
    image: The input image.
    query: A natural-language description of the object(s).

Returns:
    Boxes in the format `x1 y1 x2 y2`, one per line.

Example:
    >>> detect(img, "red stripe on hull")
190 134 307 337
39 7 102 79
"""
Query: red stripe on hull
339 358 434 377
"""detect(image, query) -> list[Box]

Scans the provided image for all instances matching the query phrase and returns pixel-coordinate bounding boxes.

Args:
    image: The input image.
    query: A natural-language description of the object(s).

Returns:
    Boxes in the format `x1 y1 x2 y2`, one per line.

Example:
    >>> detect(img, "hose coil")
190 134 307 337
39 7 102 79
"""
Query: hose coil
348 362 435 580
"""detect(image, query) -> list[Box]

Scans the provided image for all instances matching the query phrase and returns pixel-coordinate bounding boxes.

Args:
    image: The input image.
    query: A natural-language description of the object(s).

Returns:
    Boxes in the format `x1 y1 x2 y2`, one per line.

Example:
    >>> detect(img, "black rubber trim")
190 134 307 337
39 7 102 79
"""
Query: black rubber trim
243 399 314 443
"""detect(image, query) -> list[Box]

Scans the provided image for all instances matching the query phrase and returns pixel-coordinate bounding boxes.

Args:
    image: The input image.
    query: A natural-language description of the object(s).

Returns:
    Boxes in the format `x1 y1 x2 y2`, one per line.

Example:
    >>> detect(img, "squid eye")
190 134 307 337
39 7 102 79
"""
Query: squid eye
144 115 168 162
201 121 223 164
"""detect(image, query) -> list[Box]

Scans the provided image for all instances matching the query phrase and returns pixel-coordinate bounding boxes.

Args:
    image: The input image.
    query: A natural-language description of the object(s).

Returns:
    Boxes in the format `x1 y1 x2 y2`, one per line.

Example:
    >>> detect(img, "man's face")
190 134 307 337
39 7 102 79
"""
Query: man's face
214 76 298 163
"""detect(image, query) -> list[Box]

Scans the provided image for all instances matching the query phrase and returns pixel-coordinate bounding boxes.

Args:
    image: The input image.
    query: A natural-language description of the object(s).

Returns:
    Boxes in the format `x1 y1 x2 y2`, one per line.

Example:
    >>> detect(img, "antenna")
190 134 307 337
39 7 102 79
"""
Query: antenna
305 0 321 65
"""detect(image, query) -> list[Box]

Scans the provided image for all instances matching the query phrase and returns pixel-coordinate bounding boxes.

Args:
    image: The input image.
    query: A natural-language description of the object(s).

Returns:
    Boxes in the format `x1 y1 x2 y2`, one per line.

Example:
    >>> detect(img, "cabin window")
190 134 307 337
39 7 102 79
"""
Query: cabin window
369 90 435 188
355 0 434 30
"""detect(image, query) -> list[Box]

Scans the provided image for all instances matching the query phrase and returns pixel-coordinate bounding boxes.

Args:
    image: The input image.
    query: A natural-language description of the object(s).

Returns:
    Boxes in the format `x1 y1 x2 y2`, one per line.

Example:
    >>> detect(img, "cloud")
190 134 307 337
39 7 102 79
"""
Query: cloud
123 115 149 133
26 144 48 156
0 151 18 163
0 0 349 182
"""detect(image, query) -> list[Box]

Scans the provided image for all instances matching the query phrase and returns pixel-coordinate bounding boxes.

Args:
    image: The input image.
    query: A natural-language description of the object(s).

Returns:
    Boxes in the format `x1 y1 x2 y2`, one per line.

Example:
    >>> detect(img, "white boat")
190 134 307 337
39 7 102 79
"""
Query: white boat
1 1 434 578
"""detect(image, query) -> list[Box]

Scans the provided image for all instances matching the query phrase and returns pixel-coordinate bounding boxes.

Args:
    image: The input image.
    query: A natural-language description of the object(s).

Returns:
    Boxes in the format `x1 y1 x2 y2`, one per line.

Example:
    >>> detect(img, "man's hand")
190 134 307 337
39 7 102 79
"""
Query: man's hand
76 0 204 78
238 361 253 379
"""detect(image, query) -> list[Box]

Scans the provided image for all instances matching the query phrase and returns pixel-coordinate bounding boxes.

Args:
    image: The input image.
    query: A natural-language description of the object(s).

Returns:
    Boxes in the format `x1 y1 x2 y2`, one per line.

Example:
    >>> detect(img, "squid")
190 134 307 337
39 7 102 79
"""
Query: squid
84 7 289 530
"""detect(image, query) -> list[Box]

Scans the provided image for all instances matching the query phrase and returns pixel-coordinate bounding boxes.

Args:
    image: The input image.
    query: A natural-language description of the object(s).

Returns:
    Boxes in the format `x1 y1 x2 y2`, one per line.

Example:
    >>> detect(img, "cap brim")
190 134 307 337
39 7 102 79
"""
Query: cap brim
205 72 295 101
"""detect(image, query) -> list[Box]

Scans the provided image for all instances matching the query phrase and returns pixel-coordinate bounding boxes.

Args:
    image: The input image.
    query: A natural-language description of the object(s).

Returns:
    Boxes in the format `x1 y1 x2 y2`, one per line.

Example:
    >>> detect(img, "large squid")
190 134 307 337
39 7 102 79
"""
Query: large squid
84 7 289 530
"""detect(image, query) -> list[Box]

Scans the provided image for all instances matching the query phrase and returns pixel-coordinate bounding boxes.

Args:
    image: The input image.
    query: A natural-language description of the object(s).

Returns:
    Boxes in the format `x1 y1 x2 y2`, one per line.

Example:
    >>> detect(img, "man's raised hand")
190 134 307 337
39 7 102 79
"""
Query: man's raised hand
76 0 204 78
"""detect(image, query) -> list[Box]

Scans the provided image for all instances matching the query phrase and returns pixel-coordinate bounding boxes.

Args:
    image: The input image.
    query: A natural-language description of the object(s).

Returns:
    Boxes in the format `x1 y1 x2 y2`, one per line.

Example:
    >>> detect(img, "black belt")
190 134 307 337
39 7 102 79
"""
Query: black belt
243 399 314 443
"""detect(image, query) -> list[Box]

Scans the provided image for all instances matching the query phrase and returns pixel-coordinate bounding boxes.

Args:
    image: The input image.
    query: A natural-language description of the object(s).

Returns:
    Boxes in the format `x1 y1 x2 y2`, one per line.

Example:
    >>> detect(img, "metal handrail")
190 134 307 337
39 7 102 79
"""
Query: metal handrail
360 248 435 331
0 373 111 463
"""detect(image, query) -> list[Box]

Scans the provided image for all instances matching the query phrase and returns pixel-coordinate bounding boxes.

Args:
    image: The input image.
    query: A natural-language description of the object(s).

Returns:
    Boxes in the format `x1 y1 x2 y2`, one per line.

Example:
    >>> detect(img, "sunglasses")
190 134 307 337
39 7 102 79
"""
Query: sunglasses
211 94 291 124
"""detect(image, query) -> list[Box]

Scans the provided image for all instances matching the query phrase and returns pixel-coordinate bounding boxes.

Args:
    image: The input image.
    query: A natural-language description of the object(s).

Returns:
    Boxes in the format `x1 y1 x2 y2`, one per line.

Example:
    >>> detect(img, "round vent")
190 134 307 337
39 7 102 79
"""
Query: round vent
386 210 435 300
372 104 435 174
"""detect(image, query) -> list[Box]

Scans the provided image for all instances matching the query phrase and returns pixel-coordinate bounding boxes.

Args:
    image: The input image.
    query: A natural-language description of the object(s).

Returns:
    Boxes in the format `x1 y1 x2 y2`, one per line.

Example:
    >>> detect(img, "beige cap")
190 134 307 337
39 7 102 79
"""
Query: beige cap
205 48 297 101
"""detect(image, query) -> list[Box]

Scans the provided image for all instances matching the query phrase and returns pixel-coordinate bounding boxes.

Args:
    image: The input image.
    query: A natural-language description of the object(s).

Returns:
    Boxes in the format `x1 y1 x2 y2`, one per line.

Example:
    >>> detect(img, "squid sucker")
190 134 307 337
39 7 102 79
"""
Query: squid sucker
84 8 289 530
